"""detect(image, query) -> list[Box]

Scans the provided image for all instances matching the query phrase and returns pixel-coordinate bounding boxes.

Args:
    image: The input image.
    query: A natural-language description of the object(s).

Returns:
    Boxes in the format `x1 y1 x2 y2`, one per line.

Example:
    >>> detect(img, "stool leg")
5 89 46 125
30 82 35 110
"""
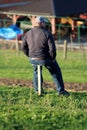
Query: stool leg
38 65 41 95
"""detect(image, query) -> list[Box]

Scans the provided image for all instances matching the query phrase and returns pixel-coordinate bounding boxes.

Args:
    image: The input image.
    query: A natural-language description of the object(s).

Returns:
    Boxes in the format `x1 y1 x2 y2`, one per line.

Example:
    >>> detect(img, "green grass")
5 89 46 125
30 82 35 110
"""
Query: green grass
0 50 87 83
0 86 87 130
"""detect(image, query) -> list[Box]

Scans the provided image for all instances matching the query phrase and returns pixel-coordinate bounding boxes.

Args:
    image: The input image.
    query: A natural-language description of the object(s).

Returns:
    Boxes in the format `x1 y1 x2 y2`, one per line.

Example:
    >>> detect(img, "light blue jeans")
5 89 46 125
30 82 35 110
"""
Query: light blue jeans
29 58 65 93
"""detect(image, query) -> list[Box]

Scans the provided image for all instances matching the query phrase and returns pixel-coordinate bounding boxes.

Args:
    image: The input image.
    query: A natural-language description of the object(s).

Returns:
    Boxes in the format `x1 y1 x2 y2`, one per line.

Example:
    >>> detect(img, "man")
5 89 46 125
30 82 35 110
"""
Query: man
22 16 69 96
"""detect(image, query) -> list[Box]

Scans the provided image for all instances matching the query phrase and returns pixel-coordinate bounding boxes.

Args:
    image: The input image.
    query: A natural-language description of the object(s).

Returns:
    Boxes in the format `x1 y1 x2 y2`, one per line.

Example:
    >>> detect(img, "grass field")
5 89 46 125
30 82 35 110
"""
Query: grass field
0 50 87 130
0 86 87 130
0 50 87 83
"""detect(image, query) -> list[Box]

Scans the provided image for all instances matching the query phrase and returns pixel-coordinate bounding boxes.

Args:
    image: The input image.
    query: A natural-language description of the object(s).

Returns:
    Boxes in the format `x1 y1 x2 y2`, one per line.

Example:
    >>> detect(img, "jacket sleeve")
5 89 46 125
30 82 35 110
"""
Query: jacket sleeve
48 32 56 60
21 35 29 57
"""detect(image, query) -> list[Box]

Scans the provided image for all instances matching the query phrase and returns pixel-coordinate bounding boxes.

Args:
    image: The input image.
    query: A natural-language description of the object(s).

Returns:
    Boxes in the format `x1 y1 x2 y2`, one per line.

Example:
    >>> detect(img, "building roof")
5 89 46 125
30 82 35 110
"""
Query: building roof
0 0 30 9
0 0 87 17
0 0 29 4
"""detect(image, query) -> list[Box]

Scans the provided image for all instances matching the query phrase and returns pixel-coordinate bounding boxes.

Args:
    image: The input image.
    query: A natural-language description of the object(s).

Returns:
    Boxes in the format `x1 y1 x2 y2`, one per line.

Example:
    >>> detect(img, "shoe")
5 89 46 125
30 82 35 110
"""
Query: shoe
58 90 70 97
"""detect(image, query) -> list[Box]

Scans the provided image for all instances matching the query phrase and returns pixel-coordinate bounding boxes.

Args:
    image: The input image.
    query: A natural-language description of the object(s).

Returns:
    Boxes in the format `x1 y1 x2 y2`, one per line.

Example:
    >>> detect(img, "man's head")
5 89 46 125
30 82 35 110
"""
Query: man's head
34 16 47 27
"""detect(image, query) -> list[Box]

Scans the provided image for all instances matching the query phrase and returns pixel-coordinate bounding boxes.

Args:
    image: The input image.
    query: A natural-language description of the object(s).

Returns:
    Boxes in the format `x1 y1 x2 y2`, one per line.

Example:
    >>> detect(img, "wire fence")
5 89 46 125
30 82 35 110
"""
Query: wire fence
1 18 87 41
0 18 87 60
1 18 87 42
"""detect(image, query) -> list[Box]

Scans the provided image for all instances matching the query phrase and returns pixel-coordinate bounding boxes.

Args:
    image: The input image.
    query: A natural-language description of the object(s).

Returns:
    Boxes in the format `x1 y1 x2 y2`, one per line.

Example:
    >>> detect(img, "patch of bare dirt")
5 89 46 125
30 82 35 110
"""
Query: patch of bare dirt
0 78 87 92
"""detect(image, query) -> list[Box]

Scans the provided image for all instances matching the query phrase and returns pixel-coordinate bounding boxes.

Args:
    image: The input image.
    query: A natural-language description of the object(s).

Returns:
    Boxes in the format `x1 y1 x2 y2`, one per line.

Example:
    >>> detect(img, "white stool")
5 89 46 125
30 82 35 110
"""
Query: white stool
37 65 42 95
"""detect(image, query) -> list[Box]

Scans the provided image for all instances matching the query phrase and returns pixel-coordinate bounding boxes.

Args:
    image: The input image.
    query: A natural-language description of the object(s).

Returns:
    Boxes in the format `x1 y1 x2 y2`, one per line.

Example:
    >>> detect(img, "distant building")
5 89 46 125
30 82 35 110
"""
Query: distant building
0 0 87 39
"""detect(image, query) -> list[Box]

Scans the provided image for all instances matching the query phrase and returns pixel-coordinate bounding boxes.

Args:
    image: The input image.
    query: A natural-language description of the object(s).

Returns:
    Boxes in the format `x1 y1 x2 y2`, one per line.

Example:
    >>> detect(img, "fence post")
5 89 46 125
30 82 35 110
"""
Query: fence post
15 36 20 55
80 44 86 60
63 40 67 59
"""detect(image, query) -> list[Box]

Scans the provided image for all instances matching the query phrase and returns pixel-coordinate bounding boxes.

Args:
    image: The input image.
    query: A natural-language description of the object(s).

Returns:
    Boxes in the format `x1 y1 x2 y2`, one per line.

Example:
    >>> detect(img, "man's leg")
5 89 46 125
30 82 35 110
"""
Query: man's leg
45 60 65 92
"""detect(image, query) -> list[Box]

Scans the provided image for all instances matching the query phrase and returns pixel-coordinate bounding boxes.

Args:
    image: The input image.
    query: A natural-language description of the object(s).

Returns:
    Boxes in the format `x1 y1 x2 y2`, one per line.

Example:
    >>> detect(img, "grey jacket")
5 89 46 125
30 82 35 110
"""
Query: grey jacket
22 26 56 60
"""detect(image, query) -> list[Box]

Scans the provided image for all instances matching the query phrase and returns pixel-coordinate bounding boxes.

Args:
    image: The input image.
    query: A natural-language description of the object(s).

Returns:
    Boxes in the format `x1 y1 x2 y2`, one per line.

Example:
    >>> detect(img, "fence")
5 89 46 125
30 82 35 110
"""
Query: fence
0 19 87 43
0 18 87 60
1 18 87 43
